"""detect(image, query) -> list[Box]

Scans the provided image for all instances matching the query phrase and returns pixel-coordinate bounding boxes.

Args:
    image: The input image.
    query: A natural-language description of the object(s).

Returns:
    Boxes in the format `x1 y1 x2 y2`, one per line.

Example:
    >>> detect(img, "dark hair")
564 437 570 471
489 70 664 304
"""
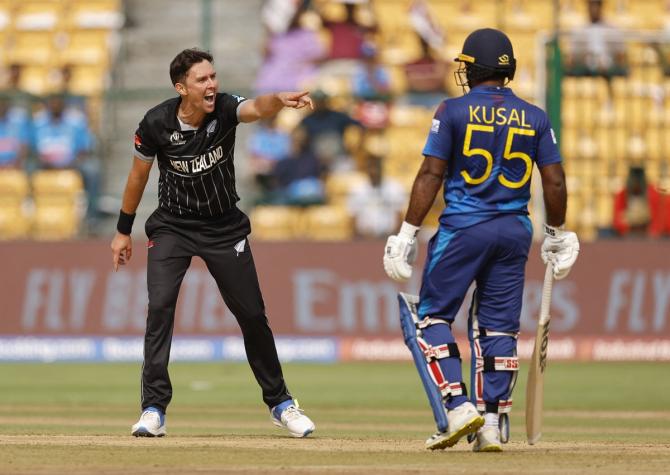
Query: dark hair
169 48 213 85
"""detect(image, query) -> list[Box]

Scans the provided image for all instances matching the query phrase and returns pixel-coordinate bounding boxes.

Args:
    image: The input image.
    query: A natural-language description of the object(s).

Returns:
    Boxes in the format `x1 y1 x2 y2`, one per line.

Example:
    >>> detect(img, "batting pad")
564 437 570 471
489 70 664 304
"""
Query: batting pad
398 292 449 434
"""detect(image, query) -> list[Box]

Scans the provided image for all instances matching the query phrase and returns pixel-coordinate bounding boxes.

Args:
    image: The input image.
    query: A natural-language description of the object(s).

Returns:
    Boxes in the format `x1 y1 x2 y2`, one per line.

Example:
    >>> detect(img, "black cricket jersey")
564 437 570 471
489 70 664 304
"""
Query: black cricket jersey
134 92 247 218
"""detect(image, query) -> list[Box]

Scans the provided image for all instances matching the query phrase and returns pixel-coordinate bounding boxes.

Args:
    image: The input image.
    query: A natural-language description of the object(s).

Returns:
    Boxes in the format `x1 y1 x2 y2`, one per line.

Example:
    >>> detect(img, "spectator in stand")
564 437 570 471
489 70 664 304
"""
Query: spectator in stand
255 2 327 94
299 89 363 172
323 0 376 61
613 165 668 238
347 153 407 238
402 0 449 107
247 115 292 202
0 94 31 169
261 0 301 35
351 41 391 101
351 42 392 131
3 63 36 117
32 93 101 226
565 0 628 85
270 126 326 206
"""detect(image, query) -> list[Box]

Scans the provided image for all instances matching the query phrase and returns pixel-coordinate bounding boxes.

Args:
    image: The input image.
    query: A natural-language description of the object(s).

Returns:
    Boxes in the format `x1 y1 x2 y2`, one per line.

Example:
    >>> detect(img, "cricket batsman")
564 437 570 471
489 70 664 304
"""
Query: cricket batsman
383 28 579 451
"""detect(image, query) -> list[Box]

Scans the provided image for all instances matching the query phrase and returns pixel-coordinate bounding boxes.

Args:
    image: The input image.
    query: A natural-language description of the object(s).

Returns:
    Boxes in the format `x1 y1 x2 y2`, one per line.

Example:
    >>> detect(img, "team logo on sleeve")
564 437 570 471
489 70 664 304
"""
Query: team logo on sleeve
134 134 142 146
232 94 246 103
431 119 440 133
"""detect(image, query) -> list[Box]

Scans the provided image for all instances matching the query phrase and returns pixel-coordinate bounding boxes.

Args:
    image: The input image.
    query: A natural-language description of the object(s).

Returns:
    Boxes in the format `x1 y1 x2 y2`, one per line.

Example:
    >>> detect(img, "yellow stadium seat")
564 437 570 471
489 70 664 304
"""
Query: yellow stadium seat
16 65 60 95
0 170 31 239
60 30 112 66
0 169 29 205
249 205 302 241
32 170 84 198
303 205 353 241
30 169 84 239
14 1 63 31
66 0 123 30
65 64 108 96
0 1 11 33
0 206 31 240
8 31 56 65
325 170 368 205
32 204 79 240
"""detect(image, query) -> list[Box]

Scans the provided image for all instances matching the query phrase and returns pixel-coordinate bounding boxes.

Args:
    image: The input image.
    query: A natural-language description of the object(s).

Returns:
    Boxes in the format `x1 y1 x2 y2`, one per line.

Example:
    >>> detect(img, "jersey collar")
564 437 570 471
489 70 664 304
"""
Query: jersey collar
468 85 513 95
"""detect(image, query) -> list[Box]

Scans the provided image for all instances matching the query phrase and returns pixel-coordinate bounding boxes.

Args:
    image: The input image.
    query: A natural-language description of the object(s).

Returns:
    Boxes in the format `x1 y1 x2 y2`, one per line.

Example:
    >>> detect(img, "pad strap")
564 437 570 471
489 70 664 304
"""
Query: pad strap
418 338 460 360
475 356 519 373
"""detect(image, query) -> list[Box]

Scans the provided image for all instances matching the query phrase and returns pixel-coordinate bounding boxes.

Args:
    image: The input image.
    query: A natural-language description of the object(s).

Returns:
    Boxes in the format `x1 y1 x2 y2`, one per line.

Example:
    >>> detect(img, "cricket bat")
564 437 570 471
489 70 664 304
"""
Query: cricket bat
525 263 554 445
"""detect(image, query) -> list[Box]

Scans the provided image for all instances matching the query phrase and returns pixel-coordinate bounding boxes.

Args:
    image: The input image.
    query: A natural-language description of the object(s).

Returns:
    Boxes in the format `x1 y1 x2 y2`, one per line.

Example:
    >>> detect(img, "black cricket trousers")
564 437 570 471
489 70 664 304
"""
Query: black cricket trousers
141 207 291 413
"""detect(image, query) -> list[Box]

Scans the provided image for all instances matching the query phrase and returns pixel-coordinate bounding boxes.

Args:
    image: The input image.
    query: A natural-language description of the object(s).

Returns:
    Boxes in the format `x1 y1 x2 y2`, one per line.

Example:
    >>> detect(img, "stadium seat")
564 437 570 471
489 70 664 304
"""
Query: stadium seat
31 169 85 240
32 170 84 206
59 30 112 66
8 31 56 65
303 205 353 240
325 170 368 205
66 0 123 30
14 1 63 31
0 169 31 239
64 64 108 96
32 203 80 240
0 169 30 205
249 205 302 241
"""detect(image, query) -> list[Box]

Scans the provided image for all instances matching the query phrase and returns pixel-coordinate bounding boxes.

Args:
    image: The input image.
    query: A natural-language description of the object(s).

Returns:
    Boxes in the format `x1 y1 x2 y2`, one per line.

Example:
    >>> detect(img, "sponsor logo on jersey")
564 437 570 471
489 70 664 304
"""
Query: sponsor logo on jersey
232 94 246 103
170 131 186 145
431 119 440 133
206 119 217 137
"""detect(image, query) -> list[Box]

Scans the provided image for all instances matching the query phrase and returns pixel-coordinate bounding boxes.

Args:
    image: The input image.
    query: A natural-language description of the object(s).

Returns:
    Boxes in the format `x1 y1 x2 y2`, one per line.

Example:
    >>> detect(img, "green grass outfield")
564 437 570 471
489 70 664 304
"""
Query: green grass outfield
1 362 669 474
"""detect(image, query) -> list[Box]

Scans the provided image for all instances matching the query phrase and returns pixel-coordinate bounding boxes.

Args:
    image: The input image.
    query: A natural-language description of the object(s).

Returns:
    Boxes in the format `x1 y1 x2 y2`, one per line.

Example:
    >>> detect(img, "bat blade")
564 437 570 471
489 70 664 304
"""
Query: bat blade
525 319 549 445
525 264 554 445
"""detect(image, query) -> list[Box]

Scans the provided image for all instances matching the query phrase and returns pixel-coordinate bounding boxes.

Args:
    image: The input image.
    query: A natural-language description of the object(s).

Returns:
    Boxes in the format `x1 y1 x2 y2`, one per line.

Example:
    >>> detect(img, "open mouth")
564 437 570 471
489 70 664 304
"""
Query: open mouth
204 93 215 105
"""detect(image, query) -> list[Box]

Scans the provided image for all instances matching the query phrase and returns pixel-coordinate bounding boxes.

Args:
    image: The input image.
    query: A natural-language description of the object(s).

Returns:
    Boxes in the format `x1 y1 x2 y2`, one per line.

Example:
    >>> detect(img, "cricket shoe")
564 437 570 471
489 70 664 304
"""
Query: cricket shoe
271 400 315 438
425 402 484 450
473 426 503 452
131 406 166 437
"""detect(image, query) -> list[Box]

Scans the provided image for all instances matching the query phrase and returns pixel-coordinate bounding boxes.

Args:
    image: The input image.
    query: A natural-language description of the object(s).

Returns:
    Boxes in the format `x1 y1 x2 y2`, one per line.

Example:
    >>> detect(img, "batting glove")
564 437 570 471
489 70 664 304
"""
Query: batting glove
383 222 420 282
541 223 580 280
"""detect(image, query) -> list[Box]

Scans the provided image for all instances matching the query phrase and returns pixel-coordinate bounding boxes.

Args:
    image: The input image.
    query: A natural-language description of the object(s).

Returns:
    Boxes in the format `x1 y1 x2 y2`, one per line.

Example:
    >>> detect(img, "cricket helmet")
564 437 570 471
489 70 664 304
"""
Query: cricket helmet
454 28 516 89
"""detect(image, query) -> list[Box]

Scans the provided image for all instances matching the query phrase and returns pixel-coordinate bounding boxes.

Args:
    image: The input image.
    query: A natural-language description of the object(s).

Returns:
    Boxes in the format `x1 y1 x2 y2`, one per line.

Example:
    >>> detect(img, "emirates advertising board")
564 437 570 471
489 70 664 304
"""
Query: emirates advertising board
0 240 668 362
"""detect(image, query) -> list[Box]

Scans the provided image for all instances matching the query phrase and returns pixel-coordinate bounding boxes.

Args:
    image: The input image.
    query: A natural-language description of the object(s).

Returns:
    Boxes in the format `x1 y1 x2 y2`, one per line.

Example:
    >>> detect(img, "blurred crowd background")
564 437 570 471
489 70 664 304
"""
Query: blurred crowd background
0 0 669 242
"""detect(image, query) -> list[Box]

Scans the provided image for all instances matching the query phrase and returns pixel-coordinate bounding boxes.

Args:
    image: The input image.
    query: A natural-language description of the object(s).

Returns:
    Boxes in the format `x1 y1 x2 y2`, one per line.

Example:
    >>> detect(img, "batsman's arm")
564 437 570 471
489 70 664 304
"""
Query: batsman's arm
404 156 447 226
539 163 567 227
111 157 153 271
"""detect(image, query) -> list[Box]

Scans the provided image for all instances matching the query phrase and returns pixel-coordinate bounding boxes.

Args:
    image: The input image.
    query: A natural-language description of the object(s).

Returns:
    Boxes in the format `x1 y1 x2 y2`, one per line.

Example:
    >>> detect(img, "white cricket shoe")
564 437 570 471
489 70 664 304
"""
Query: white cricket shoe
473 426 503 452
131 407 166 437
425 402 484 450
271 400 315 438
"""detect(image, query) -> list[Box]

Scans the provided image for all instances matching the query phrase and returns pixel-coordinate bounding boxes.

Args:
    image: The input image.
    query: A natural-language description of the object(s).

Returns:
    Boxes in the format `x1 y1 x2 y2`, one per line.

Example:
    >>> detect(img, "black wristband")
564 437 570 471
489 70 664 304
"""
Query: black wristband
116 210 136 235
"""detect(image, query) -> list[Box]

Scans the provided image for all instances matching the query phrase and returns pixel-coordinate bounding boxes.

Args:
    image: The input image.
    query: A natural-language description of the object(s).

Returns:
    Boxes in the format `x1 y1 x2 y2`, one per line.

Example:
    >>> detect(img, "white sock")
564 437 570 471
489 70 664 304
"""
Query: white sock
484 412 499 428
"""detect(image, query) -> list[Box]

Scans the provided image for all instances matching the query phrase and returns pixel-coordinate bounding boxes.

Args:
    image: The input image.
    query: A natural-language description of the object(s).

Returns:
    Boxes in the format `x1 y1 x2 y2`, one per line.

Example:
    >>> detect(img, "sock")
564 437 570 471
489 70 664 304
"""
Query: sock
484 412 499 428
